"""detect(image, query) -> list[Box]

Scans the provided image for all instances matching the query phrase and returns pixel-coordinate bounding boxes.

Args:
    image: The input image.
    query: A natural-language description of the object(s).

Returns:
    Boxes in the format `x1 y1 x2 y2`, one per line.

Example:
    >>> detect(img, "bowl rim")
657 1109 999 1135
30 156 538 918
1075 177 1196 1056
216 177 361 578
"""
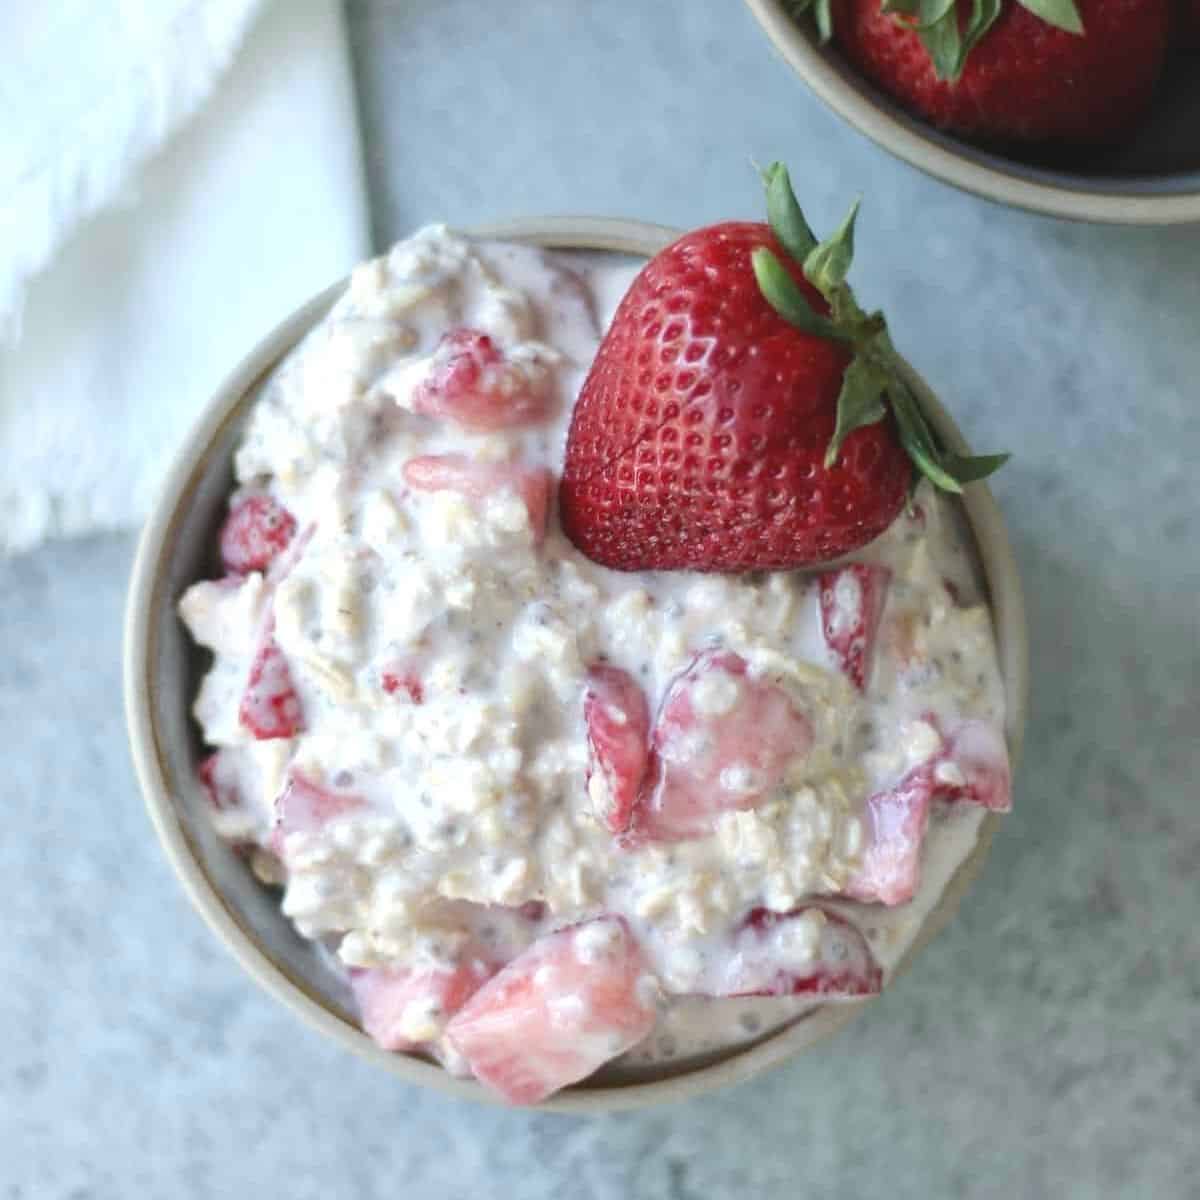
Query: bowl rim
744 0 1200 227
124 215 1029 1113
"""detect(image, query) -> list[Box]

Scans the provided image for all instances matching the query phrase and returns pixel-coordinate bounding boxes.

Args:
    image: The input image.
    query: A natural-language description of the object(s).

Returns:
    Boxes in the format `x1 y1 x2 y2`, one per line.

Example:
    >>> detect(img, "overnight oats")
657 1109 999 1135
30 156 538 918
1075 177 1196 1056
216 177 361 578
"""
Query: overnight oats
179 168 1012 1105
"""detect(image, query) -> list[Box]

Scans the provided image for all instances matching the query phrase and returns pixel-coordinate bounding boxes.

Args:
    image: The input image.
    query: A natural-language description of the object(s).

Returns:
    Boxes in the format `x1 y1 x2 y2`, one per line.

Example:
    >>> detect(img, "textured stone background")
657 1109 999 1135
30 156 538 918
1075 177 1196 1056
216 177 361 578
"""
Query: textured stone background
3 1 1198 1196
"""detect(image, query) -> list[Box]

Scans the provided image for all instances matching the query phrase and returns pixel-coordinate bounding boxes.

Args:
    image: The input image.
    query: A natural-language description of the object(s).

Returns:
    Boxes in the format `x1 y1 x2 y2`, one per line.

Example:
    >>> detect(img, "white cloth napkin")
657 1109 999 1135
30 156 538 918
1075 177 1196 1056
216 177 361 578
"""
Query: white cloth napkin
0 0 370 555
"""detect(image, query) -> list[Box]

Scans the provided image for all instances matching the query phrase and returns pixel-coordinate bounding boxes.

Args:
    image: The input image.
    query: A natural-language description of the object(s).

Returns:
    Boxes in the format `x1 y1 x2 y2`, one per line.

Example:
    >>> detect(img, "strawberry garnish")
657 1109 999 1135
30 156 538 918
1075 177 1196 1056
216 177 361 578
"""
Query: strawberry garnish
219 493 298 575
560 165 1005 572
238 625 304 739
715 907 883 998
822 0 1170 145
583 664 651 834
627 650 814 843
403 453 554 544
351 958 495 1051
819 562 891 691
412 328 553 430
445 917 658 1104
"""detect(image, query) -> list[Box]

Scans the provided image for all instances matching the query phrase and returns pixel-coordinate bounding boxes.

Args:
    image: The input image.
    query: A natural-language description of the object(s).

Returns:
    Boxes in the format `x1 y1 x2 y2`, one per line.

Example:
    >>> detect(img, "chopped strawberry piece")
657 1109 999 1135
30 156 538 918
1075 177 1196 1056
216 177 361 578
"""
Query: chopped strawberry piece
412 328 553 430
269 771 364 854
380 665 424 704
238 630 304 739
445 917 658 1104
351 958 495 1051
197 751 240 811
714 907 882 998
933 719 1012 813
844 766 934 907
403 453 554 545
818 563 891 692
583 665 650 834
219 493 298 574
628 650 814 843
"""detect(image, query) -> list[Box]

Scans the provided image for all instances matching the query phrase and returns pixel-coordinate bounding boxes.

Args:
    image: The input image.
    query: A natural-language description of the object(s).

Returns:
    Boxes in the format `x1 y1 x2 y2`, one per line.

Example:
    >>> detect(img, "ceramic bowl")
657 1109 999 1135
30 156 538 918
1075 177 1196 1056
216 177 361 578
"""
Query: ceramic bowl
745 0 1200 225
124 217 1029 1112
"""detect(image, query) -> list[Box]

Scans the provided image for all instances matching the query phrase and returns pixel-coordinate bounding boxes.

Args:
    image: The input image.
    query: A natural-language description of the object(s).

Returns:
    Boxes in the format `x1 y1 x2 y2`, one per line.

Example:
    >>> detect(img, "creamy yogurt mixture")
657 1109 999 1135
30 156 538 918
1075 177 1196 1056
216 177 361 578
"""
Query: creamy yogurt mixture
180 227 1008 1087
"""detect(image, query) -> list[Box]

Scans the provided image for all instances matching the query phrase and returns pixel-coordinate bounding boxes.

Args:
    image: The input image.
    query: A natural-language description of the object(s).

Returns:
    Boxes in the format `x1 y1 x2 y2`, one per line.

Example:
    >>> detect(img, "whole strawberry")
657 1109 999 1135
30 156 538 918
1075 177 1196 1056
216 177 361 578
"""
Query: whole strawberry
560 165 1005 573
821 0 1170 144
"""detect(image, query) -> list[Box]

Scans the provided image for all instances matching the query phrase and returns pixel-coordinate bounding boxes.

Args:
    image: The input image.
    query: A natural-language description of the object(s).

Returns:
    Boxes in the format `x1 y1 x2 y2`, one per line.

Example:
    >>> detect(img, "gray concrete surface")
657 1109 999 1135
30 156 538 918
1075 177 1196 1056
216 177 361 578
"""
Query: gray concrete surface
3 0 1198 1195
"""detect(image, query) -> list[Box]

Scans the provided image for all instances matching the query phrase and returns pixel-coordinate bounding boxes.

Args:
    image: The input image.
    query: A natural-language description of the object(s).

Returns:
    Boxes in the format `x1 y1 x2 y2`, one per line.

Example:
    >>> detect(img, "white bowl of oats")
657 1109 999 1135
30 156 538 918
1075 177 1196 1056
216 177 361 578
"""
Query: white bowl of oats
125 214 1028 1110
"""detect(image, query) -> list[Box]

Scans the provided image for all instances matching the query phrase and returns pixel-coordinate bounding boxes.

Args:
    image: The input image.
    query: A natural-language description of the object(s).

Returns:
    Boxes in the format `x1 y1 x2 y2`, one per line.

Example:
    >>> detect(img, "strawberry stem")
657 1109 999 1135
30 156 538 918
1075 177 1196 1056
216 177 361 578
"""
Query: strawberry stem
756 163 1008 494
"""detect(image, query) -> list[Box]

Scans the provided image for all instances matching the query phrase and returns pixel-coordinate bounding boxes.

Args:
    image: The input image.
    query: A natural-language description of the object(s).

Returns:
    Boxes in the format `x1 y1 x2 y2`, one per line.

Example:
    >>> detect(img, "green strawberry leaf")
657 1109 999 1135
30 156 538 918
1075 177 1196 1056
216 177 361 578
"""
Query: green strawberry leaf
813 0 835 41
913 0 957 29
916 0 965 81
826 354 889 467
752 248 847 342
881 0 921 14
961 0 1003 61
763 163 818 262
1017 0 1083 33
803 198 860 296
752 164 1009 494
887 377 963 493
940 450 1011 482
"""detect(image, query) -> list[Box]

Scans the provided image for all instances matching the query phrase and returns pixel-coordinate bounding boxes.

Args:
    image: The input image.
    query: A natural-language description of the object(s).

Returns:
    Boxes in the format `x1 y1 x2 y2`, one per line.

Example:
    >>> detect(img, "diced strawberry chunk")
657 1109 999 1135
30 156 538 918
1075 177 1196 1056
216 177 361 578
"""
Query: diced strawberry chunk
933 719 1011 812
844 766 934 907
583 664 650 834
380 664 424 704
445 917 658 1104
269 771 364 854
403 453 554 545
238 630 304 739
197 750 240 811
818 563 891 691
351 957 495 1051
219 493 298 575
628 650 814 843
713 907 882 998
412 328 553 430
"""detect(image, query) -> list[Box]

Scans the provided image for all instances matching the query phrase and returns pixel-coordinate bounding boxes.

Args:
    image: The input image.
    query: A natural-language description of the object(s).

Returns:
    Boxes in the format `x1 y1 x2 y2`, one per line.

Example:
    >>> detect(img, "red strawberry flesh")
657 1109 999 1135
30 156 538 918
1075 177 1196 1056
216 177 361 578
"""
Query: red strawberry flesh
627 650 814 843
351 959 495 1051
819 563 892 691
197 750 240 811
238 626 304 740
933 719 1012 812
403 453 554 545
219 494 298 575
845 765 935 906
380 665 425 704
270 771 364 855
583 664 651 834
718 906 883 998
444 917 658 1104
412 328 552 431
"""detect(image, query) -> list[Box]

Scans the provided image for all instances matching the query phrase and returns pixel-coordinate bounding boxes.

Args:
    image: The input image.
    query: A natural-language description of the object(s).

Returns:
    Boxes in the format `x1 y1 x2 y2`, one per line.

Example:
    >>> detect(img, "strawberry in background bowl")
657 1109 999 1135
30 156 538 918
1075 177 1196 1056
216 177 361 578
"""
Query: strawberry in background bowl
746 0 1200 224
126 175 1028 1110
